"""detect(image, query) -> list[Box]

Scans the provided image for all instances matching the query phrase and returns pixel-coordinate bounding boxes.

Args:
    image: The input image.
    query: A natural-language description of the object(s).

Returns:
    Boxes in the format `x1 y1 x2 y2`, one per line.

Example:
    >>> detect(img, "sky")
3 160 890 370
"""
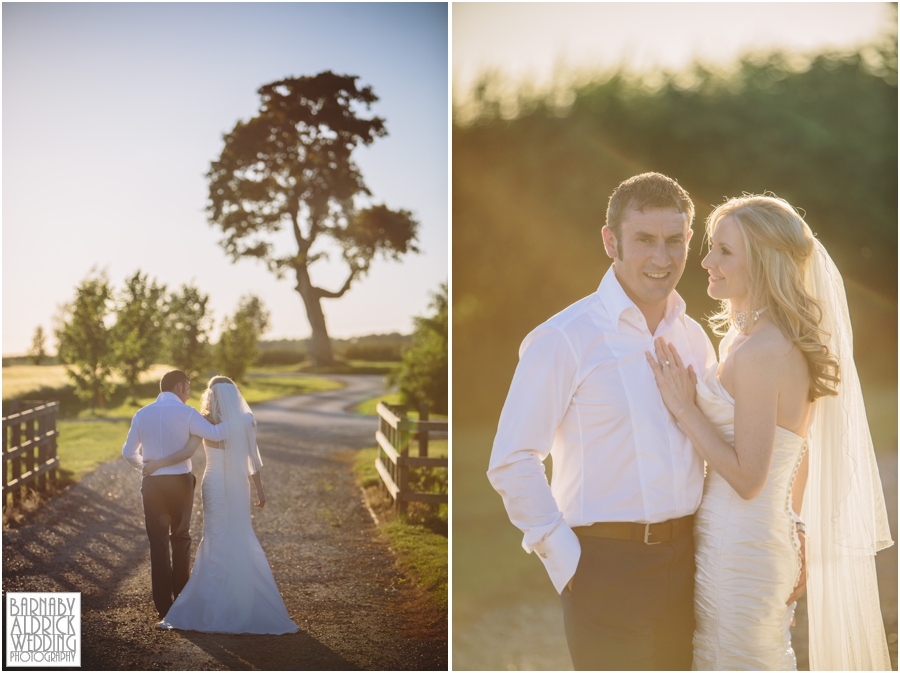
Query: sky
454 2 891 106
3 2 448 355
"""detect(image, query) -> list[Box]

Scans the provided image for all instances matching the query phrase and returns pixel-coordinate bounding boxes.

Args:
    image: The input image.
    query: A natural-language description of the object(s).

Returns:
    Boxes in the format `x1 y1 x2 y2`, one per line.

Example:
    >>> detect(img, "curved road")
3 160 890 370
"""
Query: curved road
3 374 447 670
252 374 386 448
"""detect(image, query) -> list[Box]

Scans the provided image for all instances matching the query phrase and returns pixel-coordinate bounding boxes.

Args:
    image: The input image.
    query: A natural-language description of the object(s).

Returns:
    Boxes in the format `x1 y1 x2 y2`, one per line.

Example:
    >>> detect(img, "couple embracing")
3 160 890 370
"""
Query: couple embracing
488 173 892 670
122 371 298 635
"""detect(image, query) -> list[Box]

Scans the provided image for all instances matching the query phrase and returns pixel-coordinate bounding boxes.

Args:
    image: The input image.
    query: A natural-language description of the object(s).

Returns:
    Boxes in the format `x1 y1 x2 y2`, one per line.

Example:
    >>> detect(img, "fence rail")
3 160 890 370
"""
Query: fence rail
2 400 60 509
375 402 448 514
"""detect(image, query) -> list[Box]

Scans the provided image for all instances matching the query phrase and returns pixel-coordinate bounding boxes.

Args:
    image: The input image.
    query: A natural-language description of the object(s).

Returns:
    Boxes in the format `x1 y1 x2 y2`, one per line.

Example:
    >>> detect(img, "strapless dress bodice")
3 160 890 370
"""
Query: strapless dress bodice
691 364 806 671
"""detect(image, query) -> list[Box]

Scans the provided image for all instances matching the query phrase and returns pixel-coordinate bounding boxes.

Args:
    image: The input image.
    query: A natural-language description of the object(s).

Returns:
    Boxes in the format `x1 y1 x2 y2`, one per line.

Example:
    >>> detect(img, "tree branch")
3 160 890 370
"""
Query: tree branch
291 208 310 254
313 267 359 300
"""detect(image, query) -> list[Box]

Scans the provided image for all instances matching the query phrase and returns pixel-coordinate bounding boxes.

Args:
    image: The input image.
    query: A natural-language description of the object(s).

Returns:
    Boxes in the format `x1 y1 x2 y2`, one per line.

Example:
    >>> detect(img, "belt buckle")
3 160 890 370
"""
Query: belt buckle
643 523 661 546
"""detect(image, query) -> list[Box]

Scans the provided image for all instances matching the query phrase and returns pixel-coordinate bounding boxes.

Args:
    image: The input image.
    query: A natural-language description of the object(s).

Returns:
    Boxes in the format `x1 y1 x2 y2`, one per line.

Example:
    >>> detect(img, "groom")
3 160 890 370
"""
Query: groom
488 173 717 670
122 370 227 624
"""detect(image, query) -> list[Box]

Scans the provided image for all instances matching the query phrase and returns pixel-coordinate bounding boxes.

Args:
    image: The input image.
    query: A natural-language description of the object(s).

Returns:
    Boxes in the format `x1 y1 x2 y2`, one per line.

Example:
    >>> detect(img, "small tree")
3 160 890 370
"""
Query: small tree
217 295 270 382
166 284 214 379
393 283 448 415
206 71 420 366
28 326 48 365
55 270 115 409
112 271 167 401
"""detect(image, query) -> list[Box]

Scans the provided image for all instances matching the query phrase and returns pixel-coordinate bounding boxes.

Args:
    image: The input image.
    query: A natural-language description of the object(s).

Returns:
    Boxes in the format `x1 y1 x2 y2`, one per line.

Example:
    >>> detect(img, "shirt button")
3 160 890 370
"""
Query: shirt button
539 552 547 558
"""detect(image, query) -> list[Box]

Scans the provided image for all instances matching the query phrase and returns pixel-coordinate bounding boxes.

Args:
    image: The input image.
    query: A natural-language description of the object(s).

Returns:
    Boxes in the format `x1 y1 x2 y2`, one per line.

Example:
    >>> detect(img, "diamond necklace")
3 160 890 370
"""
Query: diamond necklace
732 306 768 332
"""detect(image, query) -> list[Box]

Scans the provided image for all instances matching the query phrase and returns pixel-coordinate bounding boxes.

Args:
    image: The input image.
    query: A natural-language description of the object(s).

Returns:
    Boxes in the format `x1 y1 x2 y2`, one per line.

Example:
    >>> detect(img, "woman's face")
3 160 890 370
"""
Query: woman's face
702 216 751 306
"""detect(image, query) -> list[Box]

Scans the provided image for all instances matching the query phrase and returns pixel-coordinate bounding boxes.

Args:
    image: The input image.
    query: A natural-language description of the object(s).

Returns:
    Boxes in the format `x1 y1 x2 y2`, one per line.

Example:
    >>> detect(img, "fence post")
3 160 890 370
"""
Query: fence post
49 405 58 485
37 411 47 491
25 414 36 494
10 414 21 507
419 403 429 458
397 407 409 517
2 421 8 510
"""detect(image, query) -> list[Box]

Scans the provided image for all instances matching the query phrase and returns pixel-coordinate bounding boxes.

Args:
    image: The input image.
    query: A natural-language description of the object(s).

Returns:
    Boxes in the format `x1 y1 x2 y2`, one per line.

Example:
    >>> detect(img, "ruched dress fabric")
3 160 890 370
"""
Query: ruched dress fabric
163 439 298 635
692 363 805 671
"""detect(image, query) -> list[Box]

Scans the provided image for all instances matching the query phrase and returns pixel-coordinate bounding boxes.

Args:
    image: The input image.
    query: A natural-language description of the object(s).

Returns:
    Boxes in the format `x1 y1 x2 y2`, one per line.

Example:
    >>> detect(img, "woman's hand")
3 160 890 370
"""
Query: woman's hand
142 459 163 477
645 339 698 421
787 530 807 607
254 490 267 508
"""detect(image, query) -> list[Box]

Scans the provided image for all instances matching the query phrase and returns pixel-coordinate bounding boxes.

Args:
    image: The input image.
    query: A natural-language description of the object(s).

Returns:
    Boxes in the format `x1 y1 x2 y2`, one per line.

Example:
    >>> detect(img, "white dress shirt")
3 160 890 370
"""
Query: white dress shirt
487 265 717 593
121 392 228 475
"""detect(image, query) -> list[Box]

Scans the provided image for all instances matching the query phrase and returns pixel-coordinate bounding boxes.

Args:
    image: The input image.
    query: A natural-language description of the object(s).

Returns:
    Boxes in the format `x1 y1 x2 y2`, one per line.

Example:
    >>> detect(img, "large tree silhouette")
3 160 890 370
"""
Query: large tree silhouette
207 71 419 365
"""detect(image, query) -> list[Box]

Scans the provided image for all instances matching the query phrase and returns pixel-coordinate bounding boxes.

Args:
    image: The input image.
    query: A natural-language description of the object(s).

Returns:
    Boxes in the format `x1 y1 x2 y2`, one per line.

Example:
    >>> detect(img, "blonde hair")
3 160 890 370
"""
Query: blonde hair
706 194 839 401
200 375 237 421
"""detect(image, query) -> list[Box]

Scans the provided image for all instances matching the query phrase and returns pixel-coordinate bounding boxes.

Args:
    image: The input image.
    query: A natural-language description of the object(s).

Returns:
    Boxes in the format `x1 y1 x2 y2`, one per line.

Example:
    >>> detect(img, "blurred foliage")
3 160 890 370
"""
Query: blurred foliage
54 269 116 409
453 39 897 429
344 341 404 362
391 284 448 415
254 346 307 367
165 283 214 379
28 326 47 366
112 271 167 400
217 295 270 383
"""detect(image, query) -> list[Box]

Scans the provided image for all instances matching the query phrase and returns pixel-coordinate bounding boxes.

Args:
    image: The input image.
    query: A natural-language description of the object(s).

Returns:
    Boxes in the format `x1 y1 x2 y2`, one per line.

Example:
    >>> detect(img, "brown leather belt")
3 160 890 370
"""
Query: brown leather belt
572 515 694 546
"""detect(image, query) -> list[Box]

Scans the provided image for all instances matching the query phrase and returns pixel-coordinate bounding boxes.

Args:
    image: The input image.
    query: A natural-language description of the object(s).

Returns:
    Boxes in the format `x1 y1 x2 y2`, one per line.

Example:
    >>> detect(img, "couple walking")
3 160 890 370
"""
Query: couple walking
488 173 892 670
122 371 298 635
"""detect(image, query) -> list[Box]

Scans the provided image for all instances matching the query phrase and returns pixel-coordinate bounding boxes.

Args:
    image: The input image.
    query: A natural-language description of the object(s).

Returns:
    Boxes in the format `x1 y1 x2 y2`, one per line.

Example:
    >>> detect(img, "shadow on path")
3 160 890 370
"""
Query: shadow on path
178 630 359 670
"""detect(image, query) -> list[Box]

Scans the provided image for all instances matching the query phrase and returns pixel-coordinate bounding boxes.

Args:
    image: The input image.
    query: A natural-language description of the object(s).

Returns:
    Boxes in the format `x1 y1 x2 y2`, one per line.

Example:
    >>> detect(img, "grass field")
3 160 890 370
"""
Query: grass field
3 366 345 500
298 360 400 376
354 441 448 612
56 421 133 483
2 364 172 400
351 391 449 421
2 365 343 419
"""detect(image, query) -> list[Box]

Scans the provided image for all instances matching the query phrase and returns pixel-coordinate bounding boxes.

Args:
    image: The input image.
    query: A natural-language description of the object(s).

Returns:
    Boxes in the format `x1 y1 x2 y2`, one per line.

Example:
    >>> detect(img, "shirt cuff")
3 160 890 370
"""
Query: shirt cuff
530 522 582 594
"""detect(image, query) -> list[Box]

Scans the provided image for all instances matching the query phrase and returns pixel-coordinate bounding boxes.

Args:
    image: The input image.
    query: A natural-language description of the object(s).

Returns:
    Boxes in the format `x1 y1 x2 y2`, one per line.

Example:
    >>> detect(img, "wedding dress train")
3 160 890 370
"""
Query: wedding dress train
691 354 804 670
163 435 298 635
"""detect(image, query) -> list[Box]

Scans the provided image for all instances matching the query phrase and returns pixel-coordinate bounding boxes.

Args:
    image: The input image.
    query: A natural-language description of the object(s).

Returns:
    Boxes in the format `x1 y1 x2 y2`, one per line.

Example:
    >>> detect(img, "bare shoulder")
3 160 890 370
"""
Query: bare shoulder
731 324 795 377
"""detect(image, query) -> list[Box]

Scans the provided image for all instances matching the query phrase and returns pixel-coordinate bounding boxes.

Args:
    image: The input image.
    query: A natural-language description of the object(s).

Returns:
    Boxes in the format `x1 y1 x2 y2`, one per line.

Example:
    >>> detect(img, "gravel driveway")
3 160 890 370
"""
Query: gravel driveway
3 375 447 670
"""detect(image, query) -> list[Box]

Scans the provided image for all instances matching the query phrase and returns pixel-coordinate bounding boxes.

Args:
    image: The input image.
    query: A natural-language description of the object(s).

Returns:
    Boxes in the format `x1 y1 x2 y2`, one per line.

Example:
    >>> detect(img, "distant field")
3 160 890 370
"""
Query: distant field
2 366 345 493
2 364 172 400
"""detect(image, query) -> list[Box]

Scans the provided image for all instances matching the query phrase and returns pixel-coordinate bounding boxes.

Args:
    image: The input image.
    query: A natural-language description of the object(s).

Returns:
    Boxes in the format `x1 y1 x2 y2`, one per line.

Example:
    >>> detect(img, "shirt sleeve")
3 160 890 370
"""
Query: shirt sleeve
121 413 143 470
487 325 582 593
188 409 227 441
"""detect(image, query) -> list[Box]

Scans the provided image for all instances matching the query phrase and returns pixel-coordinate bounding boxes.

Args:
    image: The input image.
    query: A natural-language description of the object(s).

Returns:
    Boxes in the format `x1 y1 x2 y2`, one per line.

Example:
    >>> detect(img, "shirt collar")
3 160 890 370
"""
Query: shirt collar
156 392 184 405
596 264 687 334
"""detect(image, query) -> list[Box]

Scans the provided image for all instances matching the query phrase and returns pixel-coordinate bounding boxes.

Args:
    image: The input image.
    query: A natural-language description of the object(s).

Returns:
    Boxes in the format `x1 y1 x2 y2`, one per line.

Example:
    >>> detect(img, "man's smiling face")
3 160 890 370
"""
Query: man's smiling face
603 207 692 316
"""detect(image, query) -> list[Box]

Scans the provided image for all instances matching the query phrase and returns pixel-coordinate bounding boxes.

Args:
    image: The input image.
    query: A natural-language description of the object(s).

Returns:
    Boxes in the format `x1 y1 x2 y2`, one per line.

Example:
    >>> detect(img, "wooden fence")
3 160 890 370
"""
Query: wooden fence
375 402 448 514
2 400 60 509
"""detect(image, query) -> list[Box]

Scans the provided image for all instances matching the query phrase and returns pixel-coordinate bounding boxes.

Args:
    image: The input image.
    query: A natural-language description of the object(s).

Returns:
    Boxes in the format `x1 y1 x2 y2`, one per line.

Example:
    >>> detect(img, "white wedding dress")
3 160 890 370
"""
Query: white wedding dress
692 344 804 670
164 416 298 635
690 240 892 670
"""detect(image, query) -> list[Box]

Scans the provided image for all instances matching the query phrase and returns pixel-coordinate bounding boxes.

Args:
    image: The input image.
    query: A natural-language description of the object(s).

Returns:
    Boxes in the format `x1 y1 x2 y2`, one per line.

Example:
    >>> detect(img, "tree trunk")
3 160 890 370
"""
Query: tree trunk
295 264 335 366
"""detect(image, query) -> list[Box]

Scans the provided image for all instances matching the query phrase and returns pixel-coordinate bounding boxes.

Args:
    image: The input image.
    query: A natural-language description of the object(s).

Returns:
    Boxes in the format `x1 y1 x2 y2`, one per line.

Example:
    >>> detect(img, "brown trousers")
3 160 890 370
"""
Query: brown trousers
560 530 695 670
140 473 196 619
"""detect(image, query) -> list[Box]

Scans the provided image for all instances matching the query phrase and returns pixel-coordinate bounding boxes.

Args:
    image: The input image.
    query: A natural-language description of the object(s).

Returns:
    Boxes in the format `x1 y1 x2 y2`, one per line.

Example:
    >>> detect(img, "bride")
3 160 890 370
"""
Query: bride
647 194 892 669
143 375 298 635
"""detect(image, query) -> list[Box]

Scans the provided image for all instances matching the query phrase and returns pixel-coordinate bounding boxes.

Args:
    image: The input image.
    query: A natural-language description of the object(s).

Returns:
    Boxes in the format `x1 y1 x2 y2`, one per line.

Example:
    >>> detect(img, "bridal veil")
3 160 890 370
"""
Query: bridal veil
803 238 893 670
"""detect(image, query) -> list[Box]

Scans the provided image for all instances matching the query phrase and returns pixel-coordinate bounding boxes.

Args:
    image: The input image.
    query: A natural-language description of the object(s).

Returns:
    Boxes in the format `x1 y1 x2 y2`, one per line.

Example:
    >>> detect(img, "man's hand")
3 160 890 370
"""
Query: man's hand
254 490 266 508
786 530 807 610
